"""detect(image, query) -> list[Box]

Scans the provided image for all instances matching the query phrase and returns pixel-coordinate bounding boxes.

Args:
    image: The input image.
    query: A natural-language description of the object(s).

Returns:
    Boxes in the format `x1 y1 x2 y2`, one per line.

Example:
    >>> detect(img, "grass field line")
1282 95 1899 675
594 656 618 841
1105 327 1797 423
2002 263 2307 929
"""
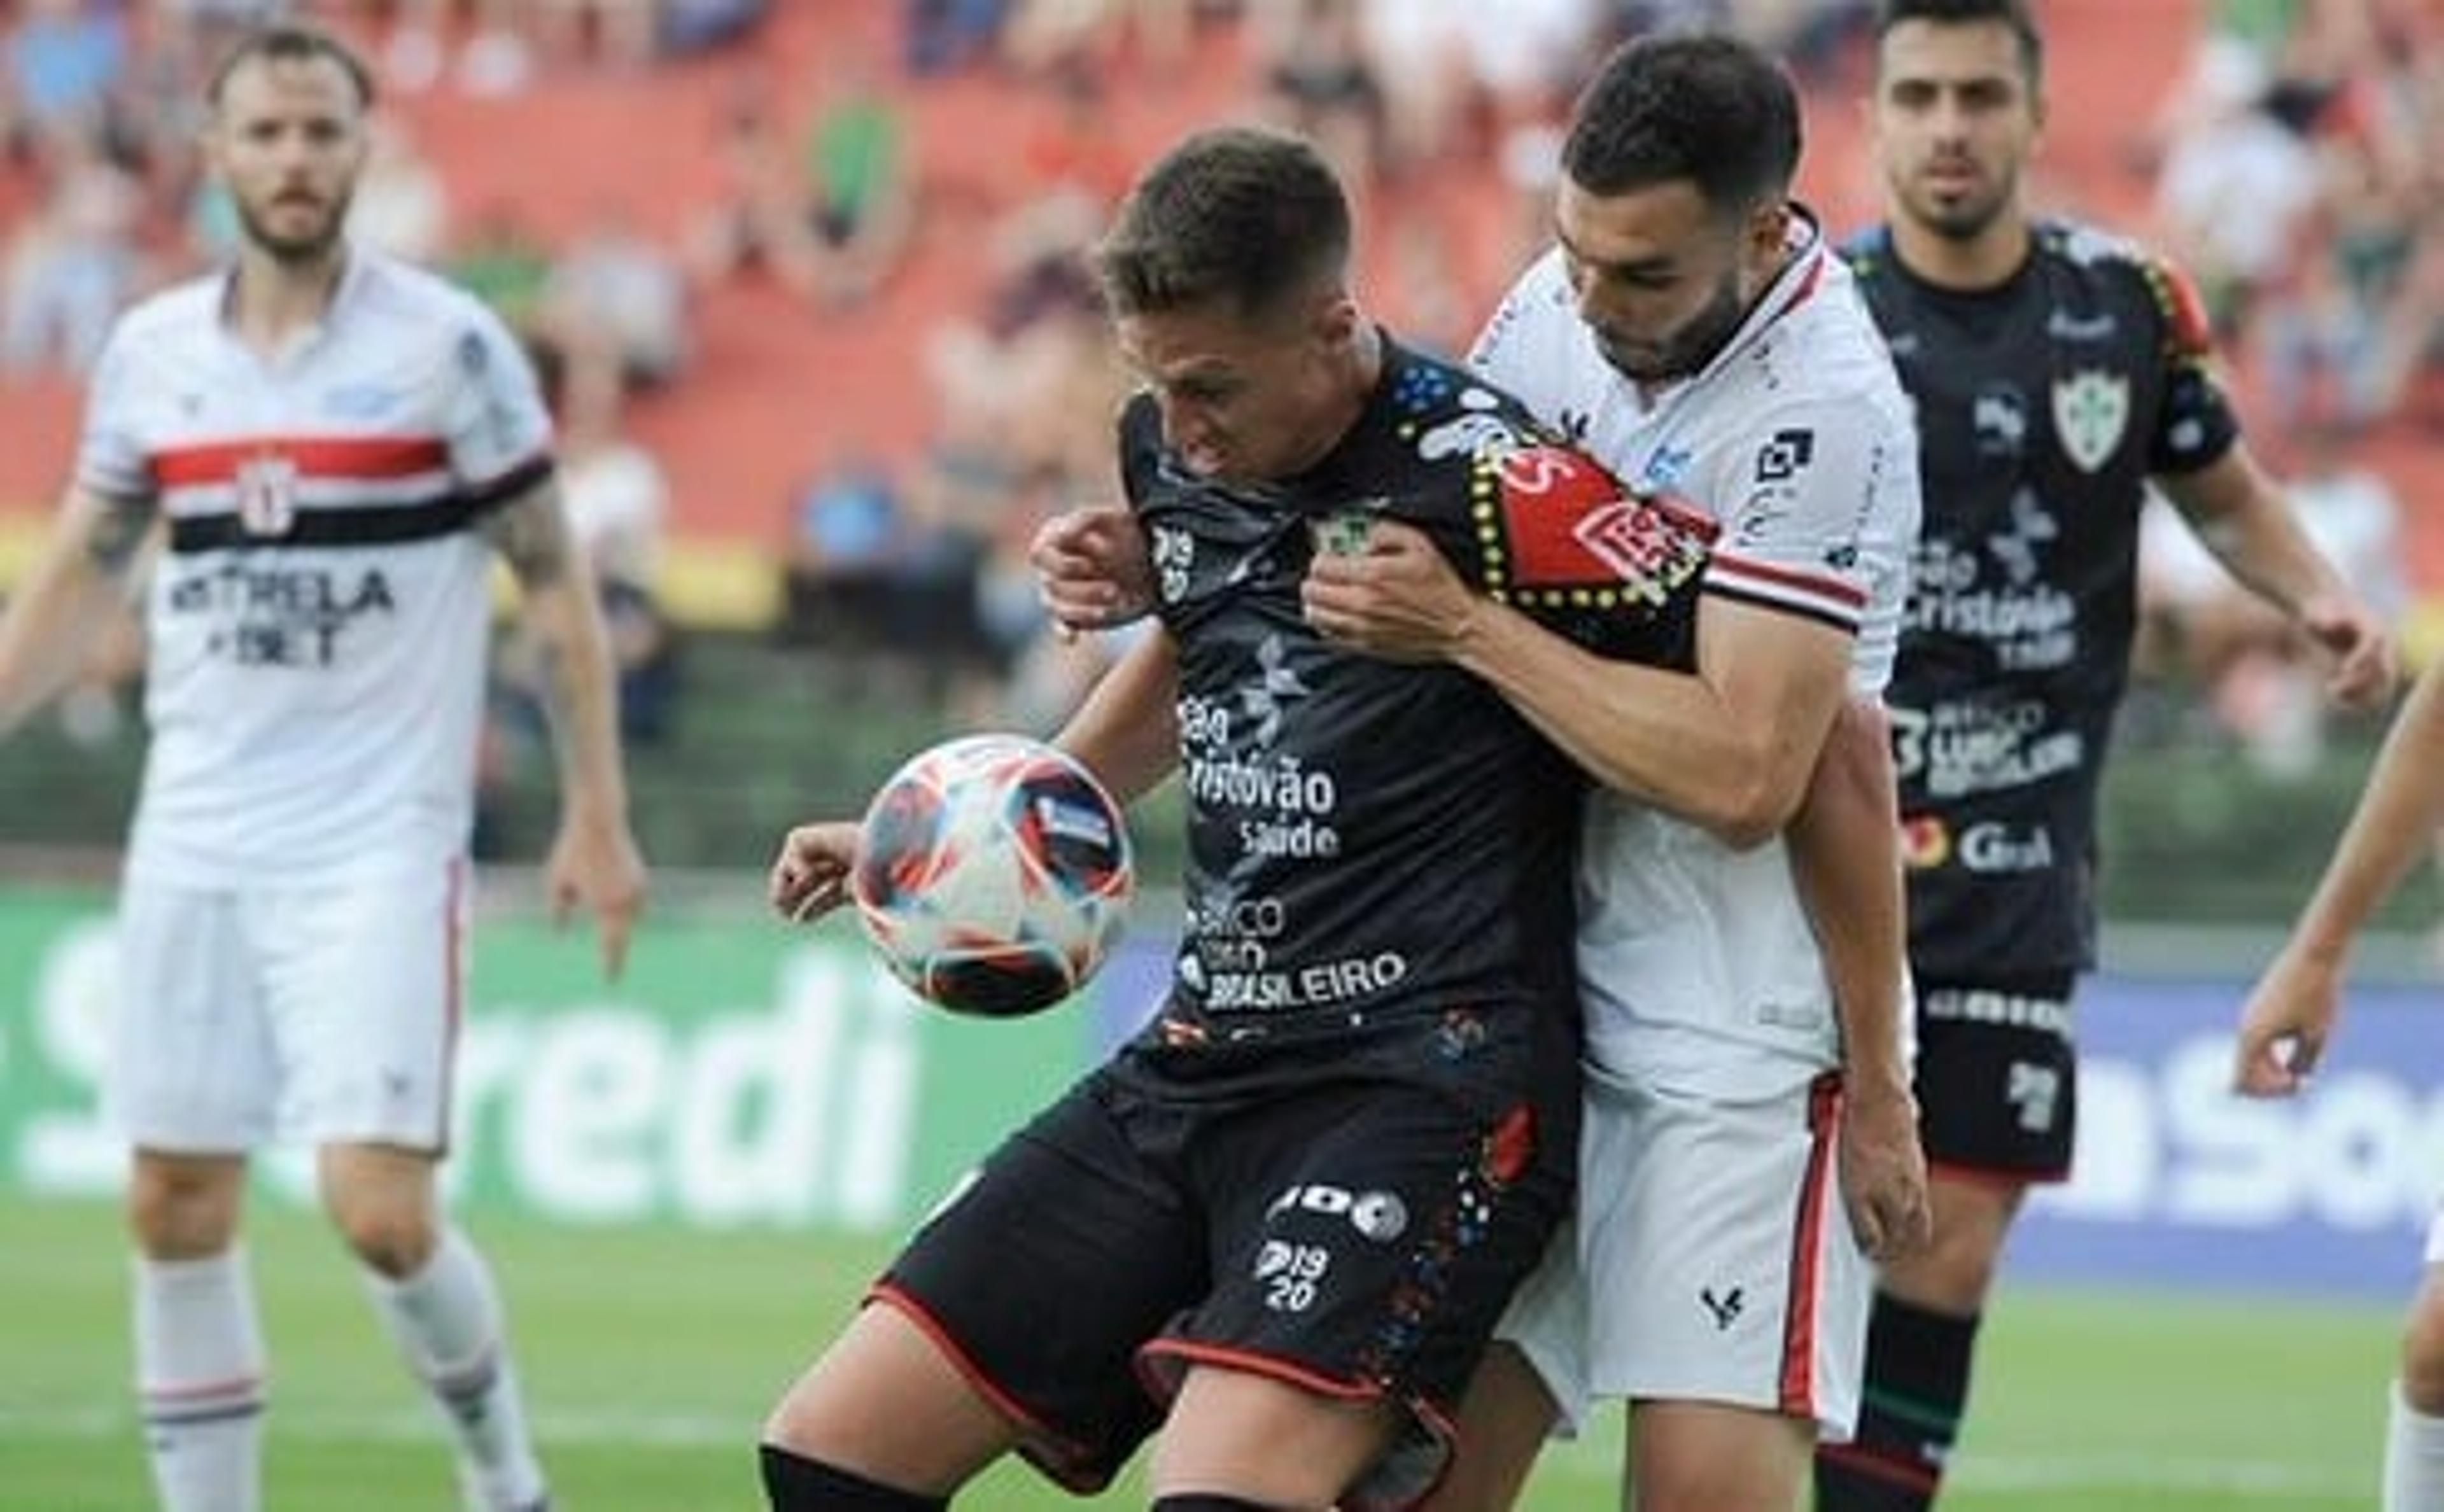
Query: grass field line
0 1404 2372 1499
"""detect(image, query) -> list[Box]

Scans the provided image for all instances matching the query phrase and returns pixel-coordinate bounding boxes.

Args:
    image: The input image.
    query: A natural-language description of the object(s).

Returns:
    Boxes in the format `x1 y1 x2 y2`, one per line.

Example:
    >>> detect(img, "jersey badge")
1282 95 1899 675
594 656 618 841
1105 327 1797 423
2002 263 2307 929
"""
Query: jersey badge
2052 369 2128 474
235 452 299 538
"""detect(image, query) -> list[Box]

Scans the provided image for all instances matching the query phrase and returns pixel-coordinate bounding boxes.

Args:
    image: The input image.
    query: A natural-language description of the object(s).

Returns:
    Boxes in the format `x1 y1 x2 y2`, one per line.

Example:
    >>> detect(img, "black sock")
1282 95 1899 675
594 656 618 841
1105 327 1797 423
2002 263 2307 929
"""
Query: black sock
1814 1291 1981 1512
758 1444 949 1512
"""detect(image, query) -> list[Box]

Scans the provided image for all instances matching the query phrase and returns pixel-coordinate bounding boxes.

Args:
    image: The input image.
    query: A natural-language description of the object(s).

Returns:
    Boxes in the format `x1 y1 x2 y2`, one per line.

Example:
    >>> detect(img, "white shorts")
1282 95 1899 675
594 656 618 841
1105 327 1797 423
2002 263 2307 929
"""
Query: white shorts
108 860 471 1153
1499 1067 1869 1441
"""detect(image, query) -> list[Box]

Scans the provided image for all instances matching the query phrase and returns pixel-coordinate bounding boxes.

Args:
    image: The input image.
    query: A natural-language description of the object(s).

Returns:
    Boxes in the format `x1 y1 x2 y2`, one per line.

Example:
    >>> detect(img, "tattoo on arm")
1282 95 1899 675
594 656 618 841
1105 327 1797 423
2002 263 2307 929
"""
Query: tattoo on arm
83 494 157 576
482 484 577 589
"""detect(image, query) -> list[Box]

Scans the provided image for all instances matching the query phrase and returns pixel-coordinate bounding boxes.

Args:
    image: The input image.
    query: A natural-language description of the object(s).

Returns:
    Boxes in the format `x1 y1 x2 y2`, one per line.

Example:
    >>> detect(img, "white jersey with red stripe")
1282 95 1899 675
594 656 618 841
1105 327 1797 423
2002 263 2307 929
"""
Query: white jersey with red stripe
76 249 554 886
1470 210 1920 1098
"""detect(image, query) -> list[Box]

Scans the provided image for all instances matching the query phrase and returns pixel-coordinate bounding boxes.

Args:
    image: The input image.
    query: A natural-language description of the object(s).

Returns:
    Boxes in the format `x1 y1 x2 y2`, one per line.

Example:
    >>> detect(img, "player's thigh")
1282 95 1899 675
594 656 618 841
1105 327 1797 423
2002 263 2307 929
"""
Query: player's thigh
1169 1073 1573 1509
1577 1070 1867 1441
1151 1361 1401 1508
2404 1229 2444 1404
110 879 278 1153
249 859 470 1152
878 1074 1207 1493
1913 976 2079 1184
1417 1340 1562 1512
763 1302 1021 1496
1629 1397 1815 1512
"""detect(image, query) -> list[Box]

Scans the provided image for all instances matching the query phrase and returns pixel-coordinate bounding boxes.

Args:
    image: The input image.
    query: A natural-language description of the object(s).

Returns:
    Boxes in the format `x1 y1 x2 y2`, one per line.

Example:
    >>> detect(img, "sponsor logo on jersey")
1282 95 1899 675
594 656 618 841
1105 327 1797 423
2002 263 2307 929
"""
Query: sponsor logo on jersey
2053 369 2130 473
1753 428 1816 482
1973 386 2028 458
1956 820 2056 874
1902 814 1950 869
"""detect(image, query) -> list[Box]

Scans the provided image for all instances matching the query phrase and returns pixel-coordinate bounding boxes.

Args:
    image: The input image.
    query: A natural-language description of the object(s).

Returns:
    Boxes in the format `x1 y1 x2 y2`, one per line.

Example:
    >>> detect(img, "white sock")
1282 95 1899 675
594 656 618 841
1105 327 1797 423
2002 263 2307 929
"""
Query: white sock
2388 1380 2444 1511
365 1229 547 1511
135 1248 267 1512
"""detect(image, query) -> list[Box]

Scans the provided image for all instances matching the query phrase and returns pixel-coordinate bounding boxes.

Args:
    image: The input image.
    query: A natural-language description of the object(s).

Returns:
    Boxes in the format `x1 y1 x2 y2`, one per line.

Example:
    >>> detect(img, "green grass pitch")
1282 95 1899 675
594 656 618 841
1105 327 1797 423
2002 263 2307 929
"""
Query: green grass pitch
0 1193 2400 1510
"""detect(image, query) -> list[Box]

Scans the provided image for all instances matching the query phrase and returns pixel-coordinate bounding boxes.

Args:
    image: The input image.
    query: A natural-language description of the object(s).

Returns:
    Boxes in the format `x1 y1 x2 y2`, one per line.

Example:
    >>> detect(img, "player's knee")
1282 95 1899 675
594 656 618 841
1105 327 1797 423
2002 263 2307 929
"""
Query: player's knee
327 1198 438 1278
2402 1301 2444 1412
757 1443 948 1511
125 1156 242 1258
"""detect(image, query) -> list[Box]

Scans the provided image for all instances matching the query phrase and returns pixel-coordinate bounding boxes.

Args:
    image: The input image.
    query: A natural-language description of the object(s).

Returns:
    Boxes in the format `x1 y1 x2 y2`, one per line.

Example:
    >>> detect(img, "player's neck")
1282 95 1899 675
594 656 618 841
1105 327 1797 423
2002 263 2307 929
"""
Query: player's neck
225 244 349 359
1889 211 2030 293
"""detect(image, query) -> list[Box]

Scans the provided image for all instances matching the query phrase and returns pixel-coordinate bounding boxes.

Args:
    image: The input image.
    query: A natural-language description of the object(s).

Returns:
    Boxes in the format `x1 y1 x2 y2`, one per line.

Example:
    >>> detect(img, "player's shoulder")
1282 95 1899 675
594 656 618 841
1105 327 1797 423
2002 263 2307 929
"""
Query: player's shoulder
2033 217 2216 355
108 270 227 348
1385 337 1561 452
345 248 494 323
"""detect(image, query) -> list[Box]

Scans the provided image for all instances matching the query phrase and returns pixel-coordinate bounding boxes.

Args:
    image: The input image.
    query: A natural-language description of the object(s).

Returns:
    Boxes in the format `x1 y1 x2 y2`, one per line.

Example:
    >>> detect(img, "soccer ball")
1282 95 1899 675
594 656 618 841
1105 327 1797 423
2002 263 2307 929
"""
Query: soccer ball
850 734 1136 1018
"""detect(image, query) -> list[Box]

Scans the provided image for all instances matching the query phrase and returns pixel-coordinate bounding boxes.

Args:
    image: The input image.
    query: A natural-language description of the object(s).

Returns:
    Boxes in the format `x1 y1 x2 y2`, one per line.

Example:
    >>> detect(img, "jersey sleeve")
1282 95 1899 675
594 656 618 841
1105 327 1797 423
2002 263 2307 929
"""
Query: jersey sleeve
2138 253 2241 476
1700 396 1917 652
438 300 554 493
73 319 155 505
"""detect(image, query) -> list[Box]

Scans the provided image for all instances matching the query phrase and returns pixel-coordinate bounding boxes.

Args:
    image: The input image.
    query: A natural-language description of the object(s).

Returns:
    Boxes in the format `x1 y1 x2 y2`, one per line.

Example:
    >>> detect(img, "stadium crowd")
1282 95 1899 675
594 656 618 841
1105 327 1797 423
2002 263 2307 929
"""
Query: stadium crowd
1 0 2439 769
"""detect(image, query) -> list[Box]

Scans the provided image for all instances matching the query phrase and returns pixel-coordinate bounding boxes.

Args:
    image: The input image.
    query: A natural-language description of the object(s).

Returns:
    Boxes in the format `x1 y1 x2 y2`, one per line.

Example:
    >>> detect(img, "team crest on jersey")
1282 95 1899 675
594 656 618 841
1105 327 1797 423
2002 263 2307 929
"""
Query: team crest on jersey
235 452 299 537
1482 445 1712 610
2051 370 2128 474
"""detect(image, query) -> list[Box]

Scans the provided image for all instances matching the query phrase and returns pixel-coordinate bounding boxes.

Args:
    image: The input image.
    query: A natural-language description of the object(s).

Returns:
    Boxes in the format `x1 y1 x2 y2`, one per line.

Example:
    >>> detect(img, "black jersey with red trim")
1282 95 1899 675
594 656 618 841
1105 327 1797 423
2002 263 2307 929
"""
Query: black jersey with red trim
1845 220 2242 978
1116 333 1712 1086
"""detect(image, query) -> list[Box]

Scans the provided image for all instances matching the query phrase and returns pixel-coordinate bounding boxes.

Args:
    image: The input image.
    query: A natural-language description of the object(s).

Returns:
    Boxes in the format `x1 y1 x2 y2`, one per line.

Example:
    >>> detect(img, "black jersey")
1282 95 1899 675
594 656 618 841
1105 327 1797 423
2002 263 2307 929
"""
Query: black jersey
1846 220 2241 979
1116 334 1711 1086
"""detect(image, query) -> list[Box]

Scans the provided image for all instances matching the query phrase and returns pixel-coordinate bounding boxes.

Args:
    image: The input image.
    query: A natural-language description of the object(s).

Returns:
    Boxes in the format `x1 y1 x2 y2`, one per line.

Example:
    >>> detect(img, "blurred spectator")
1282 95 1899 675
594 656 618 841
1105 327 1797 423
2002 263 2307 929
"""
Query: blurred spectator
344 116 450 265
530 0 663 69
657 0 772 55
3 0 129 162
1252 0 1384 191
444 201 556 347
904 0 1015 76
1001 0 1193 81
2 129 144 375
541 199 691 395
686 58 917 308
381 0 535 95
496 373 680 747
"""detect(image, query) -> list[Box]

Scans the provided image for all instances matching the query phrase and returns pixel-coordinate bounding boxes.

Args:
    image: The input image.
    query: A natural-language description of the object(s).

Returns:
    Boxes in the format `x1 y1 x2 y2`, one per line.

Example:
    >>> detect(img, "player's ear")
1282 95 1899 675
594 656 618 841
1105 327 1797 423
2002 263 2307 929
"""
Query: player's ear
1745 200 1791 262
1310 289 1361 351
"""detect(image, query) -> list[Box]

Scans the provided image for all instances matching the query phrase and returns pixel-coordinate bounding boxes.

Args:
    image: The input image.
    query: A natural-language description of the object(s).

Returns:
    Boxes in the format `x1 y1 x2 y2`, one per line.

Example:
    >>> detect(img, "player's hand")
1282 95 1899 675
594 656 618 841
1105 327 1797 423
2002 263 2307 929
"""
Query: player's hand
2232 943 2343 1096
2300 591 2398 710
770 821 859 924
544 810 648 983
1839 1070 1931 1263
1031 504 1155 640
1302 519 1475 663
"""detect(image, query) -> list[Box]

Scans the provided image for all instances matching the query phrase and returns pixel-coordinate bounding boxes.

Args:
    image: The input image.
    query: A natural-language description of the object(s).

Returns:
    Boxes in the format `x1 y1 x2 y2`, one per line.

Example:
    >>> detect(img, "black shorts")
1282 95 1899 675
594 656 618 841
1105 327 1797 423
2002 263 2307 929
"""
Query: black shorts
1911 973 2079 1183
877 1021 1575 1508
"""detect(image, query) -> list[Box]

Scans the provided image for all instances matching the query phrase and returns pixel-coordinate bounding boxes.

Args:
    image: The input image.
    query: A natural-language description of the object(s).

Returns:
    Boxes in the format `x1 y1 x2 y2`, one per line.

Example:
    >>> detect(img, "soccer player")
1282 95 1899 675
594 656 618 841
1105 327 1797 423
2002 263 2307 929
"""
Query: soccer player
759 122 1874 1512
2233 655 2444 1511
0 27 647 1512
1298 33 1927 1512
1814 4 2396 1508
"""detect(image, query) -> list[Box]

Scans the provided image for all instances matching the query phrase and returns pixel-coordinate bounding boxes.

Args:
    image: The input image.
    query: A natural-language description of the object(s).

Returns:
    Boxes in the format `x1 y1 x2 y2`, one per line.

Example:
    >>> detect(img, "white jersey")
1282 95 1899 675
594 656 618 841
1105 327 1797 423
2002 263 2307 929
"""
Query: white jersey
76 250 554 886
1471 211 1921 1098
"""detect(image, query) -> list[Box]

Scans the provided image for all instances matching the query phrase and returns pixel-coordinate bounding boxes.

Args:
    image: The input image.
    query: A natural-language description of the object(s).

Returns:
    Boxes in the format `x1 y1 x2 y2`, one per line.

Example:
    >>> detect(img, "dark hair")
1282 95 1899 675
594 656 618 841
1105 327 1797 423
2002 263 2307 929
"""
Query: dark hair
1092 126 1351 322
1876 0 2046 87
206 24 377 112
1562 34 1801 216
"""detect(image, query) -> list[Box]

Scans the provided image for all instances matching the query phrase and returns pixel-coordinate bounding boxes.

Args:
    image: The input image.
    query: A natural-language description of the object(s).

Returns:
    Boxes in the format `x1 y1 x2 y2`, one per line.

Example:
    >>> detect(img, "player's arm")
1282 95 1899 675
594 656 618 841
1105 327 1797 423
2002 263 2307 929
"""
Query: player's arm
484 477 648 978
1790 697 1928 1257
1050 624 1181 804
2156 444 2397 708
2236 657 2444 1096
1307 533 1851 848
0 484 155 740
